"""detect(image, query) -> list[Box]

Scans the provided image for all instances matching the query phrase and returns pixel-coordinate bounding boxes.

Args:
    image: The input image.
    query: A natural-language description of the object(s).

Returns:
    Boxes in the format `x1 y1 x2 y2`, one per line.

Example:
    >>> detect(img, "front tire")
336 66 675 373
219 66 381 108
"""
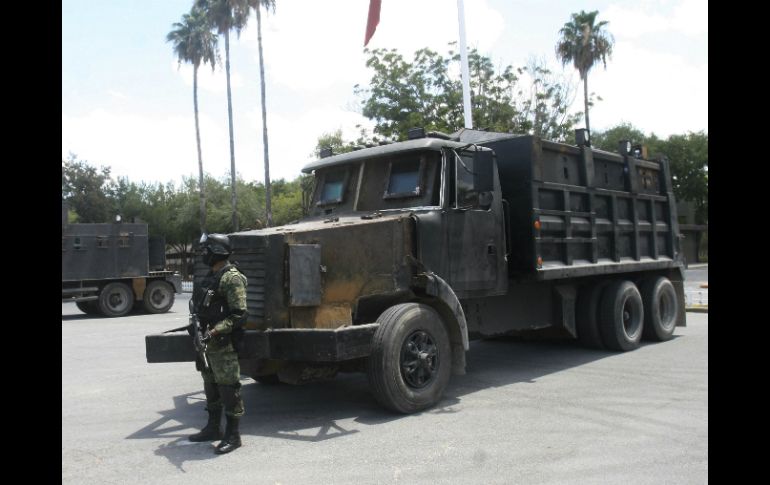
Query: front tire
366 303 451 414
75 301 100 315
98 282 134 317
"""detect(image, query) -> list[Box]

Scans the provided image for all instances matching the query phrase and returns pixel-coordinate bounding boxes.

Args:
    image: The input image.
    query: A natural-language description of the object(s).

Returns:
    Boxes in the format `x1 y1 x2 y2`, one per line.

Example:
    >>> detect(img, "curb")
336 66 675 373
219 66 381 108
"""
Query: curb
686 306 708 313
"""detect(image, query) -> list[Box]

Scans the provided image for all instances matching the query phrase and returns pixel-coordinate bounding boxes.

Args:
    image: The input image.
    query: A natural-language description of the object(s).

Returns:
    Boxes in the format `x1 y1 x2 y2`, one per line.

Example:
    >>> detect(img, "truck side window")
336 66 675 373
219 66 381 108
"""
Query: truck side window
384 157 423 199
317 168 348 206
456 154 485 209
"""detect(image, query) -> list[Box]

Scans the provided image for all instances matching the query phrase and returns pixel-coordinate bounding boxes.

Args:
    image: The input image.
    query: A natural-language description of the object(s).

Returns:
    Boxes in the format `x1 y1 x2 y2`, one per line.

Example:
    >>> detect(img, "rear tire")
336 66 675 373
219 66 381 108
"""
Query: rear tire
640 277 678 341
142 280 175 314
366 303 451 414
599 280 644 351
576 282 608 349
98 282 134 318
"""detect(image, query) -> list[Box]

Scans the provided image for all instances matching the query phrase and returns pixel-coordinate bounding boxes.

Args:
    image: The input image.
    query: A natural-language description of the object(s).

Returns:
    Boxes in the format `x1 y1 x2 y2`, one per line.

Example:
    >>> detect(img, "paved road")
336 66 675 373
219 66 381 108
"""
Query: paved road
62 293 708 485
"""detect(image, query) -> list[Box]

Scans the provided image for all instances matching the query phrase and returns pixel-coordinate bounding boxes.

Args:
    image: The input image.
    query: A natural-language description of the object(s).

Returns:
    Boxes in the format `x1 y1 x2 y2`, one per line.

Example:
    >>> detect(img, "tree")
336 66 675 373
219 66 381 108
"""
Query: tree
591 122 654 153
248 0 276 227
354 46 582 142
196 0 251 231
555 10 614 140
167 6 219 233
657 132 708 224
62 154 114 223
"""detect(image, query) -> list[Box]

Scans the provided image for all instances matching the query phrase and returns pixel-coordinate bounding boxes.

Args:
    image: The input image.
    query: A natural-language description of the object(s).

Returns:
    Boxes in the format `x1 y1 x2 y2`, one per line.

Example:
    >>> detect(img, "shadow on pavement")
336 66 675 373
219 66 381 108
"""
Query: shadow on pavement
126 333 673 467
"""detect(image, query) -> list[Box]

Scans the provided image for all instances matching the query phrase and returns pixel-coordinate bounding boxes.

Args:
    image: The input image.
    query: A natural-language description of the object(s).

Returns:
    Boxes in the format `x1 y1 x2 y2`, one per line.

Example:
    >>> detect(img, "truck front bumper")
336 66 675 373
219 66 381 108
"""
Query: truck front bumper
145 324 379 364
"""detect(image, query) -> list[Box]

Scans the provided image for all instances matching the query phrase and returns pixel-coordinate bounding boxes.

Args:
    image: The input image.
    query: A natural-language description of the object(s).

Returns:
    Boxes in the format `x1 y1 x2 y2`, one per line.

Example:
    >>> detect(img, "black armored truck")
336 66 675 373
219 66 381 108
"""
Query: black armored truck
62 203 182 317
146 128 686 413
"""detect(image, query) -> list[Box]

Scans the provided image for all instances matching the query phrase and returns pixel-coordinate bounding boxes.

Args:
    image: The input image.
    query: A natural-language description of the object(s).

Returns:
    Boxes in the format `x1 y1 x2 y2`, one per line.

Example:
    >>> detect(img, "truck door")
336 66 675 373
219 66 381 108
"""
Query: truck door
444 149 507 296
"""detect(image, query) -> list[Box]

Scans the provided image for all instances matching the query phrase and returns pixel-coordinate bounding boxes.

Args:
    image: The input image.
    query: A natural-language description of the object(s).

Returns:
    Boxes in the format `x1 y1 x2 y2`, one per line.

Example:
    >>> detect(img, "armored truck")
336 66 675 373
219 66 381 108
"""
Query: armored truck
62 203 182 317
146 128 685 413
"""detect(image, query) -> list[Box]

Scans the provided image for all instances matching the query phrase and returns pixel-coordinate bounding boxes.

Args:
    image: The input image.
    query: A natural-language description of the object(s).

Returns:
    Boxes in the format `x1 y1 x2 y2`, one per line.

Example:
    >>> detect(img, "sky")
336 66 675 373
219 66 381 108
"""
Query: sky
62 0 708 187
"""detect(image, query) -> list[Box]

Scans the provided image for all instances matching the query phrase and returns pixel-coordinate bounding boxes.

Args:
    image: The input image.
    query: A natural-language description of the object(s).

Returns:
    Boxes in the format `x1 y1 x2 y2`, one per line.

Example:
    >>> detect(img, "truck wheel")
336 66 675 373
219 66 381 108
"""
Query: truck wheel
365 303 451 414
640 277 678 341
142 281 175 314
98 282 134 317
599 280 644 351
75 301 99 315
576 282 608 349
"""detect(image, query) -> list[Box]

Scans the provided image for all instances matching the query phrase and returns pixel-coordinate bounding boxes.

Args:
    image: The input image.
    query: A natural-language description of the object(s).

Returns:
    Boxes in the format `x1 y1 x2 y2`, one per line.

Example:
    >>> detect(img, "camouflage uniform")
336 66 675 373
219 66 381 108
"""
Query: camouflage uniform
197 265 248 418
188 233 249 454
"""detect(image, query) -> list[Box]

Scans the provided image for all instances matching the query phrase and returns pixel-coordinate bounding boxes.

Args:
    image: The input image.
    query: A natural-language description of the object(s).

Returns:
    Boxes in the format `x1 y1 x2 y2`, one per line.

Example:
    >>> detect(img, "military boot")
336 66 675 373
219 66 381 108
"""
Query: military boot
189 382 223 442
215 414 242 454
189 407 223 442
215 383 243 454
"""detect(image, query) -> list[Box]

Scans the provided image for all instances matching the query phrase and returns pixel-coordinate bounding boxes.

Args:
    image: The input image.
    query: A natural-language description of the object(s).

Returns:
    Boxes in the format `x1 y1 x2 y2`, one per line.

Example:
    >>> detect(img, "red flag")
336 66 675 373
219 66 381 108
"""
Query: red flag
364 0 381 46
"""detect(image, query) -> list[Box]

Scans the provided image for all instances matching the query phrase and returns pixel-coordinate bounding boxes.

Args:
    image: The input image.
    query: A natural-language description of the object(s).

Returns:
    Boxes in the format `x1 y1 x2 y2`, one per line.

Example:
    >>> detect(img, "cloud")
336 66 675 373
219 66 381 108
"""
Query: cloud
588 41 708 137
246 105 374 181
604 0 708 39
62 109 233 185
235 0 504 92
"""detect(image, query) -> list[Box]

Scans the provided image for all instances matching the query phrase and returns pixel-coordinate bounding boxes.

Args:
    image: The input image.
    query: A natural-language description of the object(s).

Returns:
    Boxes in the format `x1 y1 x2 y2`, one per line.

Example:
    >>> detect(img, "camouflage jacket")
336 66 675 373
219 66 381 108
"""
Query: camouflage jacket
210 265 248 336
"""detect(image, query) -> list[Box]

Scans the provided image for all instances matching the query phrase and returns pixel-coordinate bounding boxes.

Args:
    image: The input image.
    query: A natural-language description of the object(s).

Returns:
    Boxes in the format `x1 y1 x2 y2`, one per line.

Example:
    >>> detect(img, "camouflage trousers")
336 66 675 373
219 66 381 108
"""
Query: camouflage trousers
199 349 244 417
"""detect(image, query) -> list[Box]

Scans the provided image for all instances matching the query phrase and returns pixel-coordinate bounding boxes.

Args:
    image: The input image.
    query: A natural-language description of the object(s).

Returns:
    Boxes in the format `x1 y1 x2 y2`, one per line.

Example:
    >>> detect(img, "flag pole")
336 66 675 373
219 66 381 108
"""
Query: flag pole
457 0 473 129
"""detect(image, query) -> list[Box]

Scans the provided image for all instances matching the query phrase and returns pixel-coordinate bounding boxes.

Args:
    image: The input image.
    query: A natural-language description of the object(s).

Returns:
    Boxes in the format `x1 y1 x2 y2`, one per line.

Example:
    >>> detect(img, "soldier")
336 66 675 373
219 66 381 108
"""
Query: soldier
189 233 248 454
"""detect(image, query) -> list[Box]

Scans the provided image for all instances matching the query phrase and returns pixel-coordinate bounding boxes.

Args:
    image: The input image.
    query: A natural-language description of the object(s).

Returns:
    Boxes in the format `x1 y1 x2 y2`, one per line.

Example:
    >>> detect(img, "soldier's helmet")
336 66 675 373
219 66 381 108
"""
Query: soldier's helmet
199 233 231 255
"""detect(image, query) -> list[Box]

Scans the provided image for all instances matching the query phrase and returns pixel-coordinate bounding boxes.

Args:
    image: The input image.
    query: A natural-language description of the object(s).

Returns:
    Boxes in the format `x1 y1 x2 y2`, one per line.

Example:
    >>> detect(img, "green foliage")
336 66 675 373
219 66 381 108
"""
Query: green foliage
555 10 614 135
354 46 582 143
314 129 361 157
555 10 614 80
166 6 219 72
591 122 654 152
62 154 114 223
657 131 708 224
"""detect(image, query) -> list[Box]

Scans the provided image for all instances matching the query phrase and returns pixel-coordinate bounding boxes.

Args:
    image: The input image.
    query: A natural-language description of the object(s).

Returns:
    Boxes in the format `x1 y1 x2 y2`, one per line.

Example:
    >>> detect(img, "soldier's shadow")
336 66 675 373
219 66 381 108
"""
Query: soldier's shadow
129 335 648 469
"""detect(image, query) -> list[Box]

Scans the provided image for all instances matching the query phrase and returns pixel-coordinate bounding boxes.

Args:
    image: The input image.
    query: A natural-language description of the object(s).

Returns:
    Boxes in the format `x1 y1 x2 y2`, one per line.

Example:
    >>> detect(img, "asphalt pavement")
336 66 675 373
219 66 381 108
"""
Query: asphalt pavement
62 286 708 485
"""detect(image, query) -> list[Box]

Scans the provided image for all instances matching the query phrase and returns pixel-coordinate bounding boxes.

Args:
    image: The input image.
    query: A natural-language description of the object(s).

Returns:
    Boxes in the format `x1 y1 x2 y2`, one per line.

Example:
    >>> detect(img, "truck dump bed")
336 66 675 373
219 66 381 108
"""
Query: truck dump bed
456 130 681 280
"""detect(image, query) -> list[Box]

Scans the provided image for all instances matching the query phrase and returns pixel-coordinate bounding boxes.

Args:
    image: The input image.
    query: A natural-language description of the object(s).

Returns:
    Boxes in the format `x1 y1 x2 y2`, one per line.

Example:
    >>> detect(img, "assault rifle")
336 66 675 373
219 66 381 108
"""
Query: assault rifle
163 293 214 371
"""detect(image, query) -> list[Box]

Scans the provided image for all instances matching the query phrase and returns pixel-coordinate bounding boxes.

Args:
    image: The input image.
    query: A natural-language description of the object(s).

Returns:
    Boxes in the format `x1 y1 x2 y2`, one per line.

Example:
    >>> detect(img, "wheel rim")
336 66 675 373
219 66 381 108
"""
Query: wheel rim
658 289 676 332
400 330 438 389
149 286 170 308
621 297 642 339
107 288 130 313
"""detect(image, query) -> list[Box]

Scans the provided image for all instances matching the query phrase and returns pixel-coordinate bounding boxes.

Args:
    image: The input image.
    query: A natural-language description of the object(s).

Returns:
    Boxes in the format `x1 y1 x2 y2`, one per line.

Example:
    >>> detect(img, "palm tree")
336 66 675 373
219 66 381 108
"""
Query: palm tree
249 0 276 227
167 7 219 233
555 10 614 140
196 0 251 232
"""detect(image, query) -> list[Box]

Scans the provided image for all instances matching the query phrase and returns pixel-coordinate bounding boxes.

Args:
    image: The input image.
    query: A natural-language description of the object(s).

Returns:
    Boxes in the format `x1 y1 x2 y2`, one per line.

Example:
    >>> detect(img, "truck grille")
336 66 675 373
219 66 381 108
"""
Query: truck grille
237 250 266 321
193 248 267 323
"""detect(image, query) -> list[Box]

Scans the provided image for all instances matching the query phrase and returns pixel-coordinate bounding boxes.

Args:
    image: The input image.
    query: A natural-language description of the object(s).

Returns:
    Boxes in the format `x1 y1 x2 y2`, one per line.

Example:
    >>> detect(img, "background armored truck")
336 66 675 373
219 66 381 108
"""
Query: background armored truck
147 128 685 413
62 203 182 317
